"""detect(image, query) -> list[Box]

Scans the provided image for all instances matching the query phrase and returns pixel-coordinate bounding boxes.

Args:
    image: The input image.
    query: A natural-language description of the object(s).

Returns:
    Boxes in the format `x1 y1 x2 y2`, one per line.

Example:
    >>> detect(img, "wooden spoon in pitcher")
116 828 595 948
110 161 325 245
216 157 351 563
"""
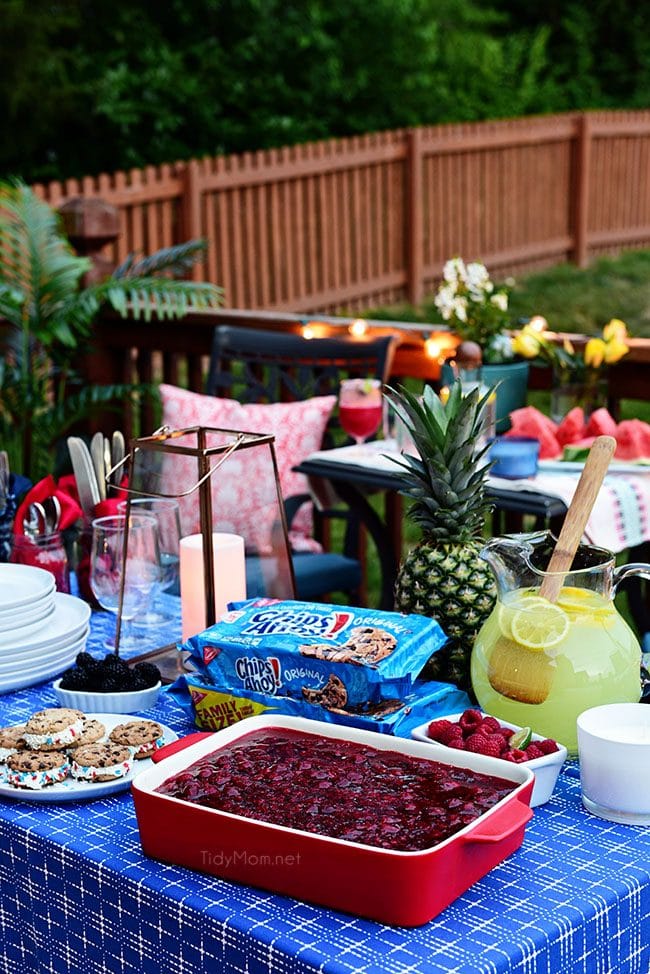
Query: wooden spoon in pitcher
486 434 616 705
539 434 617 602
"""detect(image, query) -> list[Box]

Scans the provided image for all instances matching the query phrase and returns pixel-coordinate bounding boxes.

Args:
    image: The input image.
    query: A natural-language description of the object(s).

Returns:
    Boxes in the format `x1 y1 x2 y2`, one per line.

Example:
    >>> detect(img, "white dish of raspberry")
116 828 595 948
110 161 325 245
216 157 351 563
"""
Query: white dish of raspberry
411 709 568 807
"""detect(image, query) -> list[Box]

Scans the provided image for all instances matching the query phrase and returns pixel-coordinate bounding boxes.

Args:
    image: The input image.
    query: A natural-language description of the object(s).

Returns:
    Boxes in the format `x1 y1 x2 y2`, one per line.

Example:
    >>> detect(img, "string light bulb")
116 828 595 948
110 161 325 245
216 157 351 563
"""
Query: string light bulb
424 336 442 360
349 318 368 337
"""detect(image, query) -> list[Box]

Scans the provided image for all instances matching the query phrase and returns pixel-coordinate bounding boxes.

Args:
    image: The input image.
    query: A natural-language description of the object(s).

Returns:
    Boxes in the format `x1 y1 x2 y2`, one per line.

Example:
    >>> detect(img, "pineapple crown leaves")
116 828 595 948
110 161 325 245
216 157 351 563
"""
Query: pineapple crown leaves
384 381 494 541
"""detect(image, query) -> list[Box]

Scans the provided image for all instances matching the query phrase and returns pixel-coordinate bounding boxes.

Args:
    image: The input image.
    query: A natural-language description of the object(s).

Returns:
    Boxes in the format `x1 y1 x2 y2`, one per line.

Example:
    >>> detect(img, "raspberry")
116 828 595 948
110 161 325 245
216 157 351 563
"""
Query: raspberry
459 709 483 734
524 743 544 760
486 733 509 756
480 716 502 735
439 727 464 747
500 727 515 741
537 738 559 755
465 733 489 753
505 748 528 763
427 719 453 742
445 735 466 750
480 735 507 758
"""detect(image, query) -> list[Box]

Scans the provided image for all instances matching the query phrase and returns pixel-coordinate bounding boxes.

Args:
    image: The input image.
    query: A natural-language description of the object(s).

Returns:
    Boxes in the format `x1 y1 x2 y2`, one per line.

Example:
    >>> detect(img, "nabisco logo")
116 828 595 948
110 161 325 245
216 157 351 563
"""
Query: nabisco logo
241 608 353 640
235 656 282 695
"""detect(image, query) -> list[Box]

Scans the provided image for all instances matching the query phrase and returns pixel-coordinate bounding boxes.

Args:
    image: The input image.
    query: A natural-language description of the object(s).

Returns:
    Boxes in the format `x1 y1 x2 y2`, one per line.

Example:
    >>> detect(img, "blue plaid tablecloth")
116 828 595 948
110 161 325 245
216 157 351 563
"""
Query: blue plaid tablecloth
1 608 650 974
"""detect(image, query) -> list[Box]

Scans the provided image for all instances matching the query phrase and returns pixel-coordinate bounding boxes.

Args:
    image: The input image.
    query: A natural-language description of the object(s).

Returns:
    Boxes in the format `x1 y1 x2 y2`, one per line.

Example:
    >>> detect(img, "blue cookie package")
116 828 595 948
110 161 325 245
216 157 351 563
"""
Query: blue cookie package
166 674 471 738
183 598 448 709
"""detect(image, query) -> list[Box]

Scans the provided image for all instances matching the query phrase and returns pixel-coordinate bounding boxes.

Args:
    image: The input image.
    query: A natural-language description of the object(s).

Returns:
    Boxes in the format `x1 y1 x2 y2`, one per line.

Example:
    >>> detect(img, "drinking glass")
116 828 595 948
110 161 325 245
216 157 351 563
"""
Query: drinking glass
338 378 383 445
118 498 181 627
90 514 161 652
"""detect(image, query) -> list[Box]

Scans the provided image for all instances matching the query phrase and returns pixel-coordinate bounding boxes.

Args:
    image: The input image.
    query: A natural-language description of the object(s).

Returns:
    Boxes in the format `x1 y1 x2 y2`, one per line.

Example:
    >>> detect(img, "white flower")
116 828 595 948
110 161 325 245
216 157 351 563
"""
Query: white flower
434 284 457 319
465 261 489 289
489 334 514 360
443 257 467 285
452 296 468 322
490 292 508 312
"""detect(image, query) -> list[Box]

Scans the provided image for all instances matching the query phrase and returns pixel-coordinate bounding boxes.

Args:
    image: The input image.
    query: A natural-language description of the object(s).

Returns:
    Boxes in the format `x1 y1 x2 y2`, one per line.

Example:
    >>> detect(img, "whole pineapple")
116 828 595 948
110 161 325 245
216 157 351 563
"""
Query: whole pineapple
386 380 496 690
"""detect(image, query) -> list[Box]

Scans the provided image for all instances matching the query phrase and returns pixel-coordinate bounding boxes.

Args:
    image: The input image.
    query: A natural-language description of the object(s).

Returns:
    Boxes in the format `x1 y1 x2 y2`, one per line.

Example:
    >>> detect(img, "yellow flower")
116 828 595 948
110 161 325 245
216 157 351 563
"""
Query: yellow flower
512 328 541 358
603 337 629 364
584 337 606 369
602 318 628 342
563 337 575 355
528 315 548 333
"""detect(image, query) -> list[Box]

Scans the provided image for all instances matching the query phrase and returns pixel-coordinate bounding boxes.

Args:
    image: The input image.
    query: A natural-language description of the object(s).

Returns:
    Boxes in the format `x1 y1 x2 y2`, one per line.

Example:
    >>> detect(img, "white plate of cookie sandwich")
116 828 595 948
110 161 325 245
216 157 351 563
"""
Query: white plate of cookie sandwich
0 708 178 802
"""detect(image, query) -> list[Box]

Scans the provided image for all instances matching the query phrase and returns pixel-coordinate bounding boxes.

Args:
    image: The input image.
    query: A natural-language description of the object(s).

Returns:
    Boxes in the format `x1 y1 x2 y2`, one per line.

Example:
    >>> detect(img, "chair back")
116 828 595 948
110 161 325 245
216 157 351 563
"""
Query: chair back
206 326 395 406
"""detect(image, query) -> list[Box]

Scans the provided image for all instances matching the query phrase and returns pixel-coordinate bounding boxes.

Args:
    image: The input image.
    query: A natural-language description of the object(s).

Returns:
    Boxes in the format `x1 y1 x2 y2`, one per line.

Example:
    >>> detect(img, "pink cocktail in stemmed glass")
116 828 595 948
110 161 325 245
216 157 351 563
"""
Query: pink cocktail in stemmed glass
339 378 383 445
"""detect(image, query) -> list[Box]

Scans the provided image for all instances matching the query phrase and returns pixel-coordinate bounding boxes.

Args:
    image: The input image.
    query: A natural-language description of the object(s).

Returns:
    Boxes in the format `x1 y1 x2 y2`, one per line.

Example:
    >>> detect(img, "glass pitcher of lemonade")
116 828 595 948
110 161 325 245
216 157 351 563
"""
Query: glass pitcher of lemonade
470 531 650 754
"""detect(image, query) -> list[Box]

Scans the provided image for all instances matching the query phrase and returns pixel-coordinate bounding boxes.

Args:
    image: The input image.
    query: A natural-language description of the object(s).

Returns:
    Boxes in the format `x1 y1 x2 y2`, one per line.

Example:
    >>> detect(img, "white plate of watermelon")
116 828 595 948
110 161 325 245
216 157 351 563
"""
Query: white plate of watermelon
506 406 650 470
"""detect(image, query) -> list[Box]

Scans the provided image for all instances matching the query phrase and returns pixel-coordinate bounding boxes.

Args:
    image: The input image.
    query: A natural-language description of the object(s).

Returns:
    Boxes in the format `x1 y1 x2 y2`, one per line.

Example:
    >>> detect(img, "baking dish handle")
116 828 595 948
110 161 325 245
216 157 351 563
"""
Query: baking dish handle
152 732 214 763
466 801 533 843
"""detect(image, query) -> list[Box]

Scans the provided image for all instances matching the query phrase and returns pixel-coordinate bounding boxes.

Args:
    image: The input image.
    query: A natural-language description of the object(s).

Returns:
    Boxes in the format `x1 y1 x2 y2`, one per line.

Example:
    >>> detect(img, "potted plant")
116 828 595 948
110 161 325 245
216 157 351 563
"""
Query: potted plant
434 257 529 432
0 180 223 482
512 315 630 422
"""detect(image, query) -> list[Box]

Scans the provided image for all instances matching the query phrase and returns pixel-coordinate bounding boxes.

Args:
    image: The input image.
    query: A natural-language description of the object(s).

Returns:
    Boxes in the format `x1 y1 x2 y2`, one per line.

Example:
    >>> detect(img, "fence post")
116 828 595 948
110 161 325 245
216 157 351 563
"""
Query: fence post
572 113 591 268
181 158 203 281
406 128 424 306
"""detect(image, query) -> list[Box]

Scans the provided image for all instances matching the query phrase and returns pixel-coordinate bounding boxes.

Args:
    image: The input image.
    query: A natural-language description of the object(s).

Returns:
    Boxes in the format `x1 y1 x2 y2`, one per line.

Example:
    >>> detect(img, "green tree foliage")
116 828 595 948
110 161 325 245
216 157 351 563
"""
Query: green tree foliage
1 0 552 182
3 0 648 184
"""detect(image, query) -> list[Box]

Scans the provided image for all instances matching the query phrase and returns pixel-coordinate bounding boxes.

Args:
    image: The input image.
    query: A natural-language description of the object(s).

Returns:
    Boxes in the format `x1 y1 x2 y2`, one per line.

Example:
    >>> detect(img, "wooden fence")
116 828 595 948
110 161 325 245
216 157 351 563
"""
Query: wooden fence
34 110 650 314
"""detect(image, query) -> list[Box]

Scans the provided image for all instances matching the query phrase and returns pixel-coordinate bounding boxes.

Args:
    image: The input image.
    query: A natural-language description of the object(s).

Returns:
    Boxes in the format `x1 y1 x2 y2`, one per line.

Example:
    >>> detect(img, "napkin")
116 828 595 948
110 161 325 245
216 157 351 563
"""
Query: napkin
13 475 83 536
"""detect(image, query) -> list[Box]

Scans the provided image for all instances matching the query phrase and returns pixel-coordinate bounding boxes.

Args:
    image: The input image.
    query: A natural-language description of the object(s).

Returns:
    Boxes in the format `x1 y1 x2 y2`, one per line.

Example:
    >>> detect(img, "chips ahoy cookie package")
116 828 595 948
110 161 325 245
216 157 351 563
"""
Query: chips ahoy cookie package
167 674 471 738
183 598 447 710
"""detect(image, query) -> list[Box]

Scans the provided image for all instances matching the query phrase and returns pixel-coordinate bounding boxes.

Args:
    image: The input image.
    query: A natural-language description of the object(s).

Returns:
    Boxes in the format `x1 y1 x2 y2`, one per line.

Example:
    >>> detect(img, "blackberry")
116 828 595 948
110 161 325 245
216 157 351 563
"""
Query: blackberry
59 666 90 690
75 652 96 671
98 674 125 693
101 654 131 677
133 662 162 688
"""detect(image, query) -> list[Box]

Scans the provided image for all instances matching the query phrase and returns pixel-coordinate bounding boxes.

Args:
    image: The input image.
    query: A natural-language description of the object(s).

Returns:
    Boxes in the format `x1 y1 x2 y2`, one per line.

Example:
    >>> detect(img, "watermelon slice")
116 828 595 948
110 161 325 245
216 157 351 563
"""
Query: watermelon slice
556 407 586 447
562 437 596 462
614 419 650 460
586 408 618 439
506 406 562 459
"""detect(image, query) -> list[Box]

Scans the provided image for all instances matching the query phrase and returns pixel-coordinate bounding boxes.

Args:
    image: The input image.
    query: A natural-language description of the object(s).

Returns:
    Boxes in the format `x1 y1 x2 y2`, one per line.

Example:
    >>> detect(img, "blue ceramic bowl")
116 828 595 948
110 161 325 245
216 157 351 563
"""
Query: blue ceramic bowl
489 436 540 479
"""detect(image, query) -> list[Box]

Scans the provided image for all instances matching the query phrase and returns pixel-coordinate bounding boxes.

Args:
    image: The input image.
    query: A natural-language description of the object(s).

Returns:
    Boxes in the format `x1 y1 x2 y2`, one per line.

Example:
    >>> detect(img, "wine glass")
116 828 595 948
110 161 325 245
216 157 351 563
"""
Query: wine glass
118 498 181 627
90 513 161 653
338 378 383 446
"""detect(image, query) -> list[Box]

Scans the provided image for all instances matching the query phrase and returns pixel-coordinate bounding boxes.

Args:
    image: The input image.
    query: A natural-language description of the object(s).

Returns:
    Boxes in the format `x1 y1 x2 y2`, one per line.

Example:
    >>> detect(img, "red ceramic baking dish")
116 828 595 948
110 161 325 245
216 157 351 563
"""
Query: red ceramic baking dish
131 715 534 926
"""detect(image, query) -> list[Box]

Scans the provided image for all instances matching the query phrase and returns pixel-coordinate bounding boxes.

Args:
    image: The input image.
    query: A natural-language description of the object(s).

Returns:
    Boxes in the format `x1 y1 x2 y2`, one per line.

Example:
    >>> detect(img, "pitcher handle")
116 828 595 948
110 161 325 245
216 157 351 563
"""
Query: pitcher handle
612 562 650 595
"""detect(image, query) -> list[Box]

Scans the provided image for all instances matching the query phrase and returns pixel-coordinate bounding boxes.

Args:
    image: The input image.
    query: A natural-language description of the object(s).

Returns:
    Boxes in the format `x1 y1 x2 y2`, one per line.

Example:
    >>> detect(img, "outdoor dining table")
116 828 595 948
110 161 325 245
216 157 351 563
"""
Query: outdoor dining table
2 604 650 974
296 441 650 643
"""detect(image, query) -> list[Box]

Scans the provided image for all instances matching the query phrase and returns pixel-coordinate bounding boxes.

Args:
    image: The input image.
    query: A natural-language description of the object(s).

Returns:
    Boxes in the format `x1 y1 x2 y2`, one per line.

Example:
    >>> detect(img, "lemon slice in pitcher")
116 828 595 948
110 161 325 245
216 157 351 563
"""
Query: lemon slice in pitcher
498 593 547 639
511 601 569 650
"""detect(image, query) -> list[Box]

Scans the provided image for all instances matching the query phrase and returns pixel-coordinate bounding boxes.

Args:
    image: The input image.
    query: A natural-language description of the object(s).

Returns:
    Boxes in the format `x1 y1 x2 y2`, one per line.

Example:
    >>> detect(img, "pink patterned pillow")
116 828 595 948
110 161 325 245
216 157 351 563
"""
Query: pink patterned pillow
158 384 336 554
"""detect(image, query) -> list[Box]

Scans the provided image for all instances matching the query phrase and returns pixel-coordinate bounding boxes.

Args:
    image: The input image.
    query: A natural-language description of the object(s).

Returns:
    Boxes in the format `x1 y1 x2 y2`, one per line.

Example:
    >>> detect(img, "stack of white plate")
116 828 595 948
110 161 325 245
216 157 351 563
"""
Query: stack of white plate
0 563 92 694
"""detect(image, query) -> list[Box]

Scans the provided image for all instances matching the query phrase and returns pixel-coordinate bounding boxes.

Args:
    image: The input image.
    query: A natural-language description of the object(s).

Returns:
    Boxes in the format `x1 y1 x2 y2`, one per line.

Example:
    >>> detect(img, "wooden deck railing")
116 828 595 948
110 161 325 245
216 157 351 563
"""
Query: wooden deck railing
33 110 650 315
85 307 650 439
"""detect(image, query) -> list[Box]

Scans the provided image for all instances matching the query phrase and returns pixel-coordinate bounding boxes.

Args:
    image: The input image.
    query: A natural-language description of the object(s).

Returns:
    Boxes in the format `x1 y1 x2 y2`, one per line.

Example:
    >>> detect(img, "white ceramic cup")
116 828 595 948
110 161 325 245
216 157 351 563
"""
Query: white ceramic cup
577 703 650 825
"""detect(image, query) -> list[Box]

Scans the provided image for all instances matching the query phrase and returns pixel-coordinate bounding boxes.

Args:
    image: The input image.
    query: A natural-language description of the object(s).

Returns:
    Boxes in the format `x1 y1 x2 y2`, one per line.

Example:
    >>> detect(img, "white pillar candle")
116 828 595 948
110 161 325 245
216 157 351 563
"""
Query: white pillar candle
179 532 246 640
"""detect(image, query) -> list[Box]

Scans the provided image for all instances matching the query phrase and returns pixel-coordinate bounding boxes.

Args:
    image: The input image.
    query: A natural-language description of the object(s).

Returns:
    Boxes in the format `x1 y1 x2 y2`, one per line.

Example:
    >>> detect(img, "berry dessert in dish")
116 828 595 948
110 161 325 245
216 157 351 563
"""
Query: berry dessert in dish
156 727 517 851
132 714 534 925
411 709 568 807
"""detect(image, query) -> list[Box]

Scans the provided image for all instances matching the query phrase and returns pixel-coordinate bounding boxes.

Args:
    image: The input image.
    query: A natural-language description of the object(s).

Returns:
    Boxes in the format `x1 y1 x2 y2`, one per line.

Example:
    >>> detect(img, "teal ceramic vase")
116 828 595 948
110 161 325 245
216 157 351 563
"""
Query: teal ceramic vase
441 360 529 433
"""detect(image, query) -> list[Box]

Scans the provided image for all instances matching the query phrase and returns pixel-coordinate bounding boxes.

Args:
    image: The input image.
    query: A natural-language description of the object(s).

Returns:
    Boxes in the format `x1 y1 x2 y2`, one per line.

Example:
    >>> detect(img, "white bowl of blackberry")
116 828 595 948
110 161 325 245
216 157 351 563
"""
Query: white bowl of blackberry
53 652 162 714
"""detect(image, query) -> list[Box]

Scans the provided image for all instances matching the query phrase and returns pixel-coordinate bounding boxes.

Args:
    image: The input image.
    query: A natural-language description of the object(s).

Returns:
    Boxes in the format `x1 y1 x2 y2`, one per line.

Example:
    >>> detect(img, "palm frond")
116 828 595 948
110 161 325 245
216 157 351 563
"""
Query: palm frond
112 240 208 279
0 180 92 343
